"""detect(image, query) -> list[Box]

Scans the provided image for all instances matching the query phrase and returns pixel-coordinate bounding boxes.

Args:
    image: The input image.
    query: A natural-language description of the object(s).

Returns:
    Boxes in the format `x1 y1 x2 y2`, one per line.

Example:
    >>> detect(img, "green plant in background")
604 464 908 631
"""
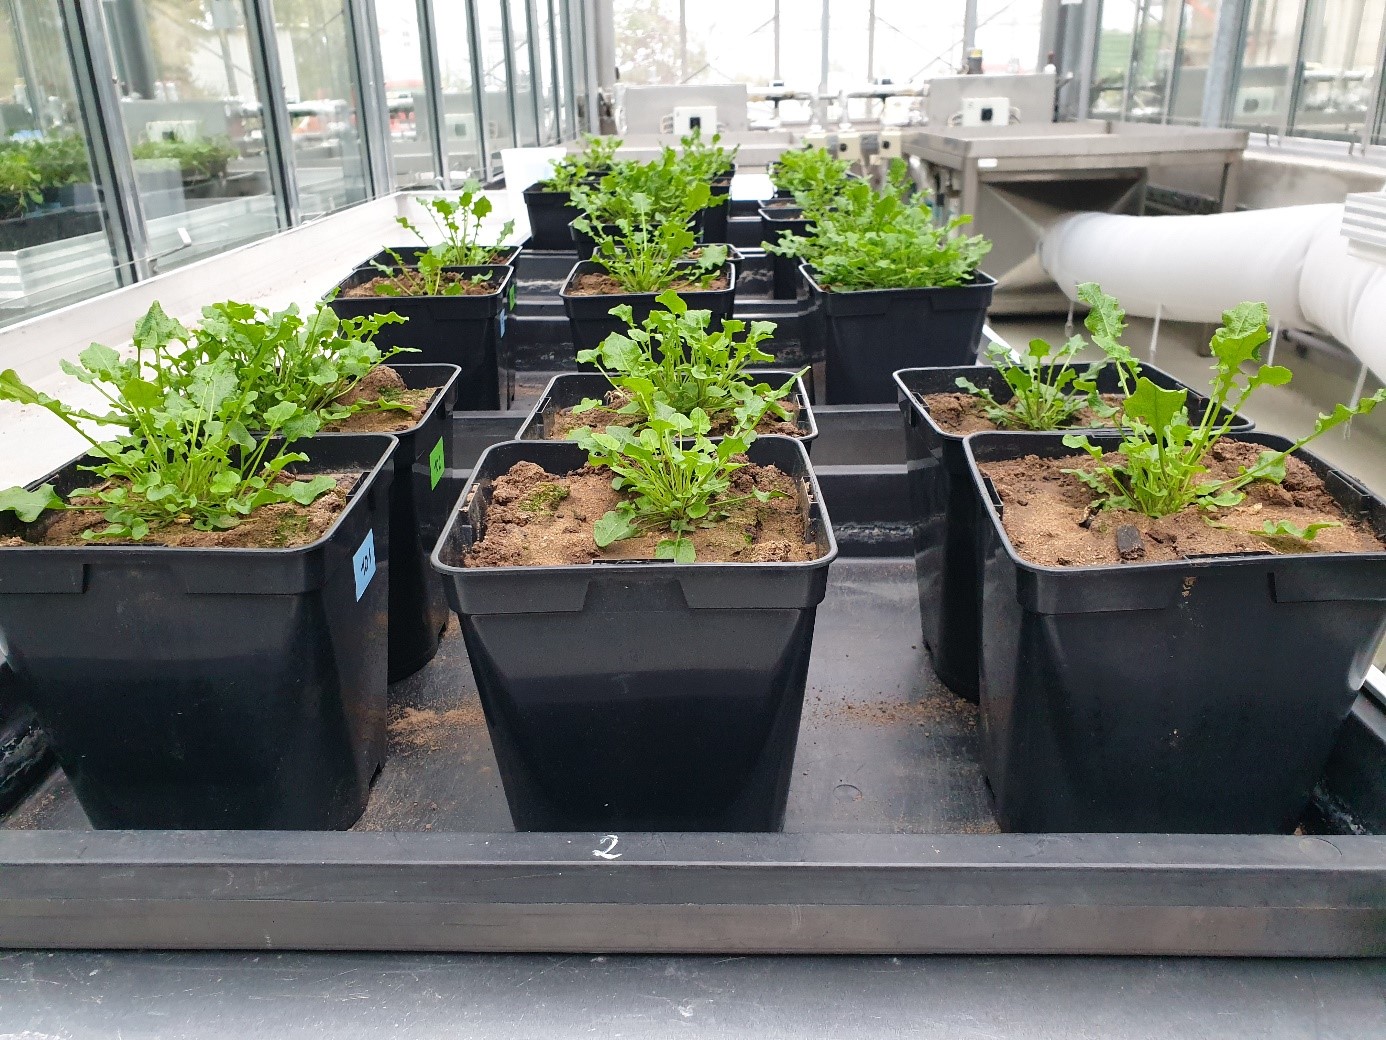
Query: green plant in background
397 182 514 266
24 134 90 189
369 247 491 298
956 284 1141 431
768 145 851 219
677 127 737 182
573 196 727 293
1064 300 1386 523
575 290 800 433
767 177 989 291
542 135 623 192
162 299 413 425
571 147 711 226
0 351 333 541
0 149 41 218
131 137 237 181
576 409 778 563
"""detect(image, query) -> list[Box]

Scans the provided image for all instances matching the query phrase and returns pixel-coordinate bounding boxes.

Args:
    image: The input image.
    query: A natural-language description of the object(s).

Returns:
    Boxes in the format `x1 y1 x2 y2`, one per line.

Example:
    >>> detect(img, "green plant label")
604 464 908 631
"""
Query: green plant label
429 436 445 490
507 283 516 310
352 529 377 602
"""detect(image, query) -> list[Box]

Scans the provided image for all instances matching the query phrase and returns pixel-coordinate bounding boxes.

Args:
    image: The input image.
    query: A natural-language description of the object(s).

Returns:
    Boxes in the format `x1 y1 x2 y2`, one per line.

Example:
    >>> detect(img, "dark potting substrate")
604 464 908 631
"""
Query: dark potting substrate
0 244 1383 956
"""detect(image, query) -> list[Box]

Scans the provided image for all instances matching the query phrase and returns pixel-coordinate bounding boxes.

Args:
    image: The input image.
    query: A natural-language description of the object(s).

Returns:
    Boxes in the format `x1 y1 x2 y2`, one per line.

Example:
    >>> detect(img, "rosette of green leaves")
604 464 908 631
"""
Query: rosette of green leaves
678 127 738 183
396 181 514 266
570 148 704 226
368 247 491 298
574 289 799 433
957 283 1140 431
543 135 623 192
155 299 411 427
0 350 333 540
769 177 990 291
572 194 727 294
769 146 851 219
1063 300 1386 522
576 409 778 563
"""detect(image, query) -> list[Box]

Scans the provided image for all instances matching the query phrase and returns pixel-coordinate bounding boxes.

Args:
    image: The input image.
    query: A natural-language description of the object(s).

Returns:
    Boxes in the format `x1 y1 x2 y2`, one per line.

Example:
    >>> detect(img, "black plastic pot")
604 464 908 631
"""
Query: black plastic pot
0 204 103 251
559 259 737 357
514 370 818 451
324 364 460 682
894 363 1255 702
965 430 1386 834
0 434 398 830
327 264 514 410
701 177 733 243
759 205 809 300
431 437 837 831
804 266 997 404
522 182 581 250
352 245 520 271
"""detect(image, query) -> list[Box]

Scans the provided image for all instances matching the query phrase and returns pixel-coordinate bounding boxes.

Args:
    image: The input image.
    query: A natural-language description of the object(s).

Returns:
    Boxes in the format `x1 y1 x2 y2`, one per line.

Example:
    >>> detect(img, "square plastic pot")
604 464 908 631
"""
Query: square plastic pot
323 364 460 681
559 259 737 358
758 205 809 300
804 265 996 404
701 177 733 243
894 363 1254 702
0 434 398 830
522 183 581 250
965 430 1386 834
513 370 818 452
430 437 838 832
327 264 514 410
351 245 520 271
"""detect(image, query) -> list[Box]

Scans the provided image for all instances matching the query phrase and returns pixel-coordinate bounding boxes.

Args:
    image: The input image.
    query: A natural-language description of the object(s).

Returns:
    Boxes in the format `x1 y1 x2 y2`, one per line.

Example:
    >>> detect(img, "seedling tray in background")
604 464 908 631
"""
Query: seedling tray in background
0 254 1383 956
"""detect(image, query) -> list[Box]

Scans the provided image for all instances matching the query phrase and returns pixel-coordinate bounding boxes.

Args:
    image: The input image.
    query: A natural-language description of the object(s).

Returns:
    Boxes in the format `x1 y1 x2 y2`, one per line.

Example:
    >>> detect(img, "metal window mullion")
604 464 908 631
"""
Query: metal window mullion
1160 0 1187 123
1360 10 1386 149
498 0 521 152
580 0 600 133
1121 0 1144 119
464 0 492 179
1076 0 1101 120
244 0 301 227
545 0 563 141
556 0 575 139
345 0 393 196
523 0 544 143
1282 0 1311 137
415 0 449 188
59 0 150 283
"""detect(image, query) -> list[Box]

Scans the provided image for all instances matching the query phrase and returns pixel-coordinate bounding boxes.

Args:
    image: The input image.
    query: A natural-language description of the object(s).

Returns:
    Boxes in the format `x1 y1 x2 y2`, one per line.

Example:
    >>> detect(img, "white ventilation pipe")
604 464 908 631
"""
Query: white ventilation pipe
1037 204 1386 382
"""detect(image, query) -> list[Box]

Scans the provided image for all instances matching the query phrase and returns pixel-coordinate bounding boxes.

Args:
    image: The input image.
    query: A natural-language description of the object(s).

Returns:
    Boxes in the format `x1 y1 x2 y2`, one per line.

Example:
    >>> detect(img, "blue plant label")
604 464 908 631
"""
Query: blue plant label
498 307 507 338
352 529 377 602
429 436 445 490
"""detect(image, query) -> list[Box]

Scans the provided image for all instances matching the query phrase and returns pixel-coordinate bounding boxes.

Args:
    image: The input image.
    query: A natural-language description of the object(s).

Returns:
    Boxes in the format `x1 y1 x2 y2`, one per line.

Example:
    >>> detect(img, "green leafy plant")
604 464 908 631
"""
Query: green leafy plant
22 134 90 190
0 148 41 218
575 409 777 563
161 299 413 425
769 146 851 218
369 247 491 298
678 127 738 182
542 135 622 192
956 283 1140 431
765 177 990 291
574 290 799 434
570 148 708 226
0 350 334 541
396 182 514 266
1064 301 1386 518
131 137 237 181
574 198 727 294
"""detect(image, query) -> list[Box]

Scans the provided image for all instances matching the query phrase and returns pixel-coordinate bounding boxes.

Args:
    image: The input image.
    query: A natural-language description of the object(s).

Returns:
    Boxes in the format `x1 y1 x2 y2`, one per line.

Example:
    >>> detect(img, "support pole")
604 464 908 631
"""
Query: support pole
963 0 978 58
773 0 781 80
415 0 449 187
1075 0 1100 120
867 0 876 82
1201 0 1248 127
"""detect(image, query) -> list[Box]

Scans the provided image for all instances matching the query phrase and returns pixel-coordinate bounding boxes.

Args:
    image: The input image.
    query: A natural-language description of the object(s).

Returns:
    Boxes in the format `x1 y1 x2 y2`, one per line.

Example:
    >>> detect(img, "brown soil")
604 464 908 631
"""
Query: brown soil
545 389 802 439
324 365 439 433
981 438 1386 567
566 270 731 296
811 692 979 729
922 391 1124 435
464 459 821 567
5 472 358 549
342 271 495 298
387 704 488 752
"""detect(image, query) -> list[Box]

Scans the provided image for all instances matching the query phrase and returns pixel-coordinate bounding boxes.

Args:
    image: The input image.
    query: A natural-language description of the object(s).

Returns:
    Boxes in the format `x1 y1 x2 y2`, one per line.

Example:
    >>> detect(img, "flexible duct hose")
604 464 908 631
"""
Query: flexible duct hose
1038 204 1386 382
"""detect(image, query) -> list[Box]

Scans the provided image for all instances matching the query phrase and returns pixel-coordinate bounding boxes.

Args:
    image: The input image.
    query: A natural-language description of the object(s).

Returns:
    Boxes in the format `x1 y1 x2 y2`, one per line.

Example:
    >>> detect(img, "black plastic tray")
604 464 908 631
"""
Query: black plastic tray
0 251 1383 956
